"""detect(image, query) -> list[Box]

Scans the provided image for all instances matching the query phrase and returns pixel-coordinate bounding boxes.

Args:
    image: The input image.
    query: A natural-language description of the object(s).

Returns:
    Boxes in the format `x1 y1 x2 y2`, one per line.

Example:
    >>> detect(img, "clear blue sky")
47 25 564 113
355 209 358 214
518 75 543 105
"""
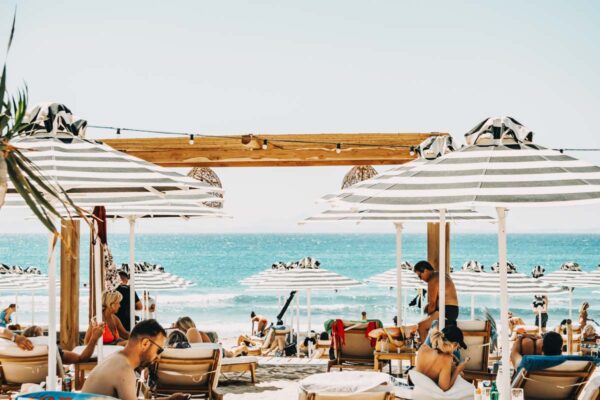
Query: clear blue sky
1 0 599 233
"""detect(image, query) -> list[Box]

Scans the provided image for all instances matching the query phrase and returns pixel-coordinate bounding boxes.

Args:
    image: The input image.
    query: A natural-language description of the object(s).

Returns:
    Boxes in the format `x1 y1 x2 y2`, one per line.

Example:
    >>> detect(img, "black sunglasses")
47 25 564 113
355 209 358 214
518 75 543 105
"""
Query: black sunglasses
146 338 164 355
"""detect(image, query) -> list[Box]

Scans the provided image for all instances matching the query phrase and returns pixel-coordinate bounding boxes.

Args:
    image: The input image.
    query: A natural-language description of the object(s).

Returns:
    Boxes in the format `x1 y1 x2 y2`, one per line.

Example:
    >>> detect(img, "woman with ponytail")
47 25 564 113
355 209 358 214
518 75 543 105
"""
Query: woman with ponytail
415 326 469 391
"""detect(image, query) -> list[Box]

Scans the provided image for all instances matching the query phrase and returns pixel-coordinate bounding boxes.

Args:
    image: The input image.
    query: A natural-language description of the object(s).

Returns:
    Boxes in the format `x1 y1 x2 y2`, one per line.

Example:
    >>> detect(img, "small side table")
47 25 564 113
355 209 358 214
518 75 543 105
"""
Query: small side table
373 350 416 374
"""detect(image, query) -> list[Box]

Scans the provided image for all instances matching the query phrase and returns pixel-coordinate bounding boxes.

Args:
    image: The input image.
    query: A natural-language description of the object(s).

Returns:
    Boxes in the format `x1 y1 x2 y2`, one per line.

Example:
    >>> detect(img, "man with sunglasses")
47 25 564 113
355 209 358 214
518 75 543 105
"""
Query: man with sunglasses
82 319 189 400
414 260 459 341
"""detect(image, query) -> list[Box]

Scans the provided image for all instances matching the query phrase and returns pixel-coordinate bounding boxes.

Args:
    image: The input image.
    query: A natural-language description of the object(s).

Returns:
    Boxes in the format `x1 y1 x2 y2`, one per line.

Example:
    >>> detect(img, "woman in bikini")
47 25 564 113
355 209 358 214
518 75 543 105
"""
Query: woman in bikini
85 291 129 345
414 326 469 391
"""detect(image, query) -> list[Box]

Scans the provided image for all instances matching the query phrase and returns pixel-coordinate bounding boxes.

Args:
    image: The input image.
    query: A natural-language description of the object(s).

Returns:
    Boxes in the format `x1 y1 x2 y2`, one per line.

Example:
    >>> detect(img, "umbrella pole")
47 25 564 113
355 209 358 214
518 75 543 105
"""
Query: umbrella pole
438 209 446 330
31 291 34 326
307 288 312 357
497 207 511 400
47 231 58 390
307 289 311 333
569 288 573 321
395 223 403 327
93 228 104 363
14 292 18 324
129 217 137 330
296 295 300 355
471 294 475 320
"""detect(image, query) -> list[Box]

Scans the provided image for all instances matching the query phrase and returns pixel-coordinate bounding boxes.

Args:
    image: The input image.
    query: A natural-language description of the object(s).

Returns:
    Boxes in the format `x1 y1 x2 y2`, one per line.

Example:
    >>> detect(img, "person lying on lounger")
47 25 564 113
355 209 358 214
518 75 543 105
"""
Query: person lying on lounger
510 331 563 369
0 327 33 350
23 322 105 364
171 316 248 357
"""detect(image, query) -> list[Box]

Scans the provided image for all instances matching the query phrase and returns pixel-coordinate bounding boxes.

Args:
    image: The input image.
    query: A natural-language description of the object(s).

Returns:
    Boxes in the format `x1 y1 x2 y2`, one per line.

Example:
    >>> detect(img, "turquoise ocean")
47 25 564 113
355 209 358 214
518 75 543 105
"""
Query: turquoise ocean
0 233 599 337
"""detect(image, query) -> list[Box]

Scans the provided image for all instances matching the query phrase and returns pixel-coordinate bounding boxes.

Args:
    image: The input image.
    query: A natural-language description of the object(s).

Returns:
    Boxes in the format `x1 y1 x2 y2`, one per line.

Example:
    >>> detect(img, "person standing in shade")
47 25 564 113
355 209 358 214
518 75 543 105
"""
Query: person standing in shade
532 295 548 332
414 260 459 341
116 271 143 331
0 304 16 328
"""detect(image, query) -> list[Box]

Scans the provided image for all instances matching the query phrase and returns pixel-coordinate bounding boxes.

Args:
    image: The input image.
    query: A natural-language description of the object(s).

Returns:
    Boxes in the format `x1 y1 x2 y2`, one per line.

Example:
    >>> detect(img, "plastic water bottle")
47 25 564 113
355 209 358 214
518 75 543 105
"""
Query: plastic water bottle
63 372 72 392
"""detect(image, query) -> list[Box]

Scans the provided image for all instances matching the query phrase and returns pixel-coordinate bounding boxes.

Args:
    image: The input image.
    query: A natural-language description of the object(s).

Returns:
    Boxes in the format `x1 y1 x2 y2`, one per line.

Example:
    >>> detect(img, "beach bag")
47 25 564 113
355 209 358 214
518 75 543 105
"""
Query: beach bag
374 327 406 353
284 342 297 356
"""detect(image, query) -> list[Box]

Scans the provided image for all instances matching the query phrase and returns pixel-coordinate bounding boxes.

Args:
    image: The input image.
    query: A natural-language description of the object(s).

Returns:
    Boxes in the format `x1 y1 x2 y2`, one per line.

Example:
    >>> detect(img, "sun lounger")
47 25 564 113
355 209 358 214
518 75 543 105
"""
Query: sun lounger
327 320 386 372
155 343 222 399
407 370 474 400
299 371 395 400
512 356 596 400
220 356 258 383
0 337 63 392
456 320 495 385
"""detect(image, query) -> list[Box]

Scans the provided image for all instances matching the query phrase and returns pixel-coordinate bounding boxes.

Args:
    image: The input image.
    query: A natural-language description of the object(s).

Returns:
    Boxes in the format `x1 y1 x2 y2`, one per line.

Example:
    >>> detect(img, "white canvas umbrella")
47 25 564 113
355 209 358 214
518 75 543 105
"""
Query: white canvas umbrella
4 105 222 389
246 267 363 336
318 116 600 399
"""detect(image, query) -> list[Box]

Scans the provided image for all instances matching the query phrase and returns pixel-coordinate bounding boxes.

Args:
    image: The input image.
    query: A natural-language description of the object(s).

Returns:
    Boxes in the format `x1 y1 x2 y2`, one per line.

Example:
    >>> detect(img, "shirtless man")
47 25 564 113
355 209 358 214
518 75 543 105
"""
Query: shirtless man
82 319 189 400
415 326 469 391
414 260 459 340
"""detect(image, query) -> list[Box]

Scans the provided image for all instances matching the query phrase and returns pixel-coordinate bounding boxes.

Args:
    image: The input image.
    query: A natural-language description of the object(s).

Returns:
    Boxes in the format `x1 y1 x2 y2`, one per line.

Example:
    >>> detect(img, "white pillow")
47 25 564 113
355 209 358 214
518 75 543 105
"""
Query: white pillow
408 370 474 400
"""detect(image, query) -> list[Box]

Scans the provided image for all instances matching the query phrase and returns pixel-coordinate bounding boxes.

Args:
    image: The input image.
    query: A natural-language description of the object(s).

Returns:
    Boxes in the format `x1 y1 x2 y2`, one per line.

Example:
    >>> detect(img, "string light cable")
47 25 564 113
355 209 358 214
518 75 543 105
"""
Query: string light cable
86 125 600 153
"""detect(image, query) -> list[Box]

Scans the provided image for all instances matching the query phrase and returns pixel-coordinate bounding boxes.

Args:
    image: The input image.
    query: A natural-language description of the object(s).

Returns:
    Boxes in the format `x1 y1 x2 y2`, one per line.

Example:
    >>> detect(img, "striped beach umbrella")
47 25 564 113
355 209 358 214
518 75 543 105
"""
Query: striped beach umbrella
317 116 600 399
247 267 363 333
6 133 220 200
3 105 223 388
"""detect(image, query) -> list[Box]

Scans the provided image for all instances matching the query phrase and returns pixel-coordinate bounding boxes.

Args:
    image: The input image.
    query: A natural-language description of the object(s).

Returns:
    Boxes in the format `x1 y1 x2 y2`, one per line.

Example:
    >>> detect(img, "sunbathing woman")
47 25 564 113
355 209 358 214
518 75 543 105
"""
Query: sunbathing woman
579 302 590 327
172 316 248 357
84 291 129 346
415 326 469 391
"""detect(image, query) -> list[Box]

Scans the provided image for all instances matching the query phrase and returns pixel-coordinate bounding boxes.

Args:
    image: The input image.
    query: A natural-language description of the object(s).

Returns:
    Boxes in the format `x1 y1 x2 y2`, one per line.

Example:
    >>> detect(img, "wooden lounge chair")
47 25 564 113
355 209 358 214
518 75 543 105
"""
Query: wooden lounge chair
155 343 222 399
0 337 63 392
327 320 386 372
512 358 596 400
457 320 496 385
220 356 258 383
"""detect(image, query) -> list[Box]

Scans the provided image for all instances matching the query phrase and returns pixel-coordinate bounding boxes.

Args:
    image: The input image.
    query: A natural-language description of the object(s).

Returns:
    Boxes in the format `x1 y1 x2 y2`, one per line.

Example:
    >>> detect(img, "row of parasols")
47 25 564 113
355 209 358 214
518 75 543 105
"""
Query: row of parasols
240 260 600 333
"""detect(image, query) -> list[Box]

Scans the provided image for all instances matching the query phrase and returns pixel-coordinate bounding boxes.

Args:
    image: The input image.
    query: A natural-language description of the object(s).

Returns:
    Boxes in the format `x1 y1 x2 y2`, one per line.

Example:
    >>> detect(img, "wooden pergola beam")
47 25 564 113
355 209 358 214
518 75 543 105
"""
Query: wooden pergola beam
101 132 448 167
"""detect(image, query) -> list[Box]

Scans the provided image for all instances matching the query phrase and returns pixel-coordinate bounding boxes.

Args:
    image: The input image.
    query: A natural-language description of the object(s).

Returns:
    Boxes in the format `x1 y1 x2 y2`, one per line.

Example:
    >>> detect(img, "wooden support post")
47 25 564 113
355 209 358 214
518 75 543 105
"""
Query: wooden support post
60 219 80 350
427 222 451 273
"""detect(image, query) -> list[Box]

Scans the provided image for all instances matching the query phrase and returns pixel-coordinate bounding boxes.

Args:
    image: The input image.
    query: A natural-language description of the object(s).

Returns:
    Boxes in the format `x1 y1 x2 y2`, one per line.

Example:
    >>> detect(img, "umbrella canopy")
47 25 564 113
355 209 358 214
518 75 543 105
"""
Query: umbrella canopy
247 268 363 291
452 271 568 295
366 267 425 289
6 133 220 201
538 262 586 286
120 264 194 291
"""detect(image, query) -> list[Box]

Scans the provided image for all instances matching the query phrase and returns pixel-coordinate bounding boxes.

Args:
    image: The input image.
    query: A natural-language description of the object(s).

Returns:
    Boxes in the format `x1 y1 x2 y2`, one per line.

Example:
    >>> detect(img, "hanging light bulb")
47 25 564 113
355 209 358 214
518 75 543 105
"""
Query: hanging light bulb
189 134 195 145
335 143 342 154
409 146 415 156
262 139 268 150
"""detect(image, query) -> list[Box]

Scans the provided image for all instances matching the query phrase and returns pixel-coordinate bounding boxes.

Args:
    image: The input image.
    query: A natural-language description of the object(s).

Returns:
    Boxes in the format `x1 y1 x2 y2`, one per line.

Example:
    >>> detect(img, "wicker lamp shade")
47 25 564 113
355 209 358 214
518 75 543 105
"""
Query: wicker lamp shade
341 165 378 189
187 167 223 208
